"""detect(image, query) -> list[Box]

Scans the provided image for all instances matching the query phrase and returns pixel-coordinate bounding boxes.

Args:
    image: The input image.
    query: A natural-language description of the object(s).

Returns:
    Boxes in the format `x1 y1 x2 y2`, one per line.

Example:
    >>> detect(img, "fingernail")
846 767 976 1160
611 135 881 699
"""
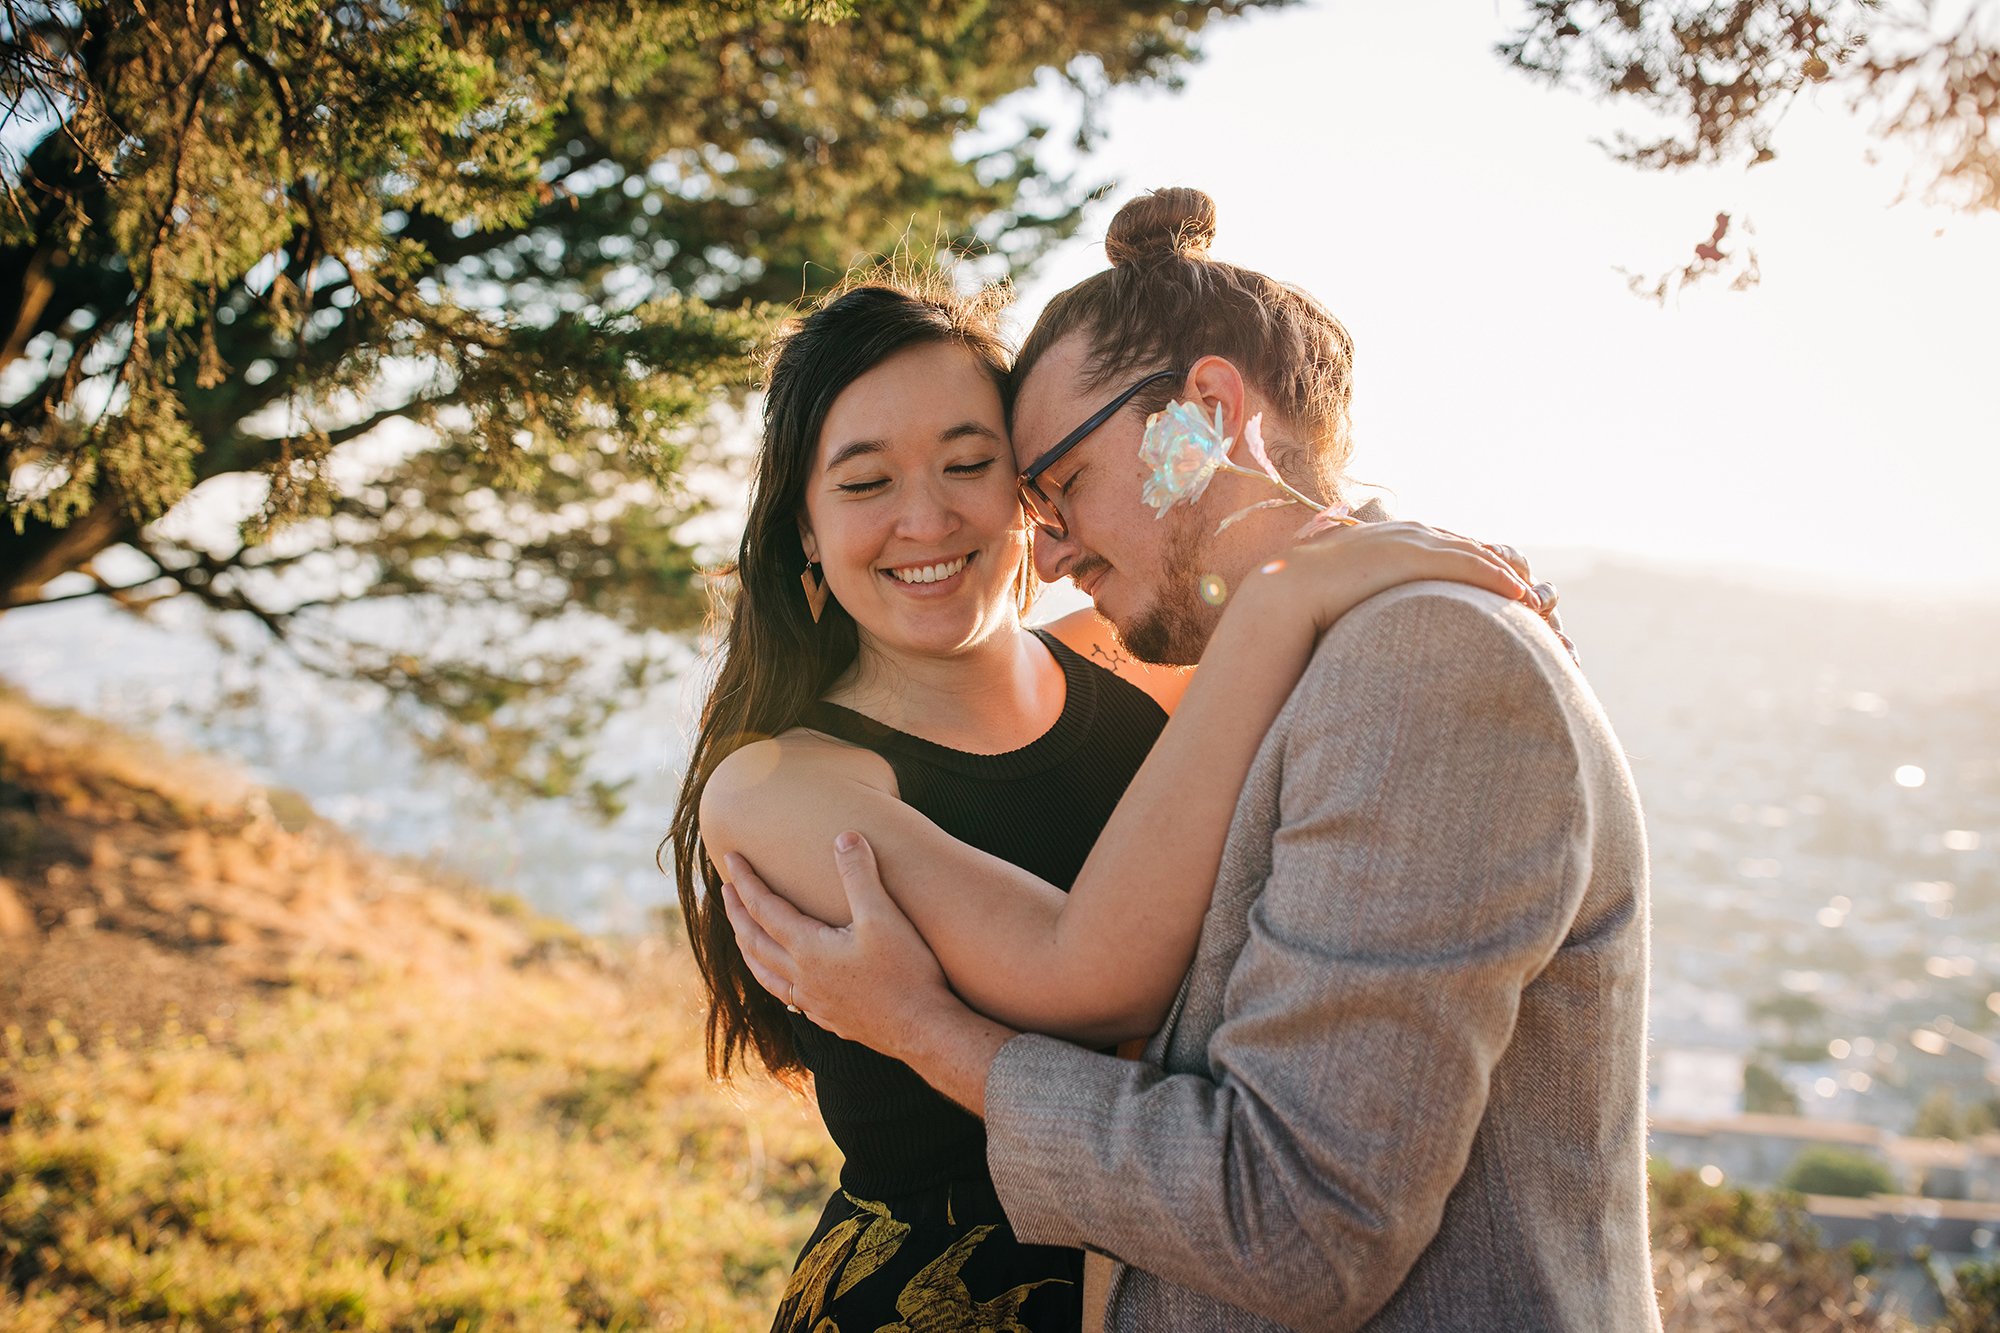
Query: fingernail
834 831 860 853
722 852 744 876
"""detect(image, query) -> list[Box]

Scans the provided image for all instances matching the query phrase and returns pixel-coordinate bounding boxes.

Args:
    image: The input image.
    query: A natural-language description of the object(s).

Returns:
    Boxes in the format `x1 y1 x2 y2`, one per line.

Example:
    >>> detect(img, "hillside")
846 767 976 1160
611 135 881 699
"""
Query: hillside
0 690 835 1329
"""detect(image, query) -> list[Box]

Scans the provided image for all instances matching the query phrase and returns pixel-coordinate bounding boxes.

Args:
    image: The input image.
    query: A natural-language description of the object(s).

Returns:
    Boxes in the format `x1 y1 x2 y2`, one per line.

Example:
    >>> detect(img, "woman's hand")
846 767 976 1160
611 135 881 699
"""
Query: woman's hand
1240 520 1536 635
1237 522 1577 662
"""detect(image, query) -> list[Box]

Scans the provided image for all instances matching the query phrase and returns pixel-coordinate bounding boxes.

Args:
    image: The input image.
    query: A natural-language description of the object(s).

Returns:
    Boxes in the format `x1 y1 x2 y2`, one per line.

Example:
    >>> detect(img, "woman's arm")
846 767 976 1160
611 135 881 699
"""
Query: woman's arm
701 523 1534 1046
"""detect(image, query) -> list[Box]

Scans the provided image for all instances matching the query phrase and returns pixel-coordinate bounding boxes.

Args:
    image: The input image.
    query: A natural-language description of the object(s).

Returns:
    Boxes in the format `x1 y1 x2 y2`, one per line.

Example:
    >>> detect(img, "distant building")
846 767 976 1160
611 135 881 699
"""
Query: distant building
1651 1114 1890 1190
1650 1046 1749 1121
1650 1115 2000 1202
1803 1193 2000 1264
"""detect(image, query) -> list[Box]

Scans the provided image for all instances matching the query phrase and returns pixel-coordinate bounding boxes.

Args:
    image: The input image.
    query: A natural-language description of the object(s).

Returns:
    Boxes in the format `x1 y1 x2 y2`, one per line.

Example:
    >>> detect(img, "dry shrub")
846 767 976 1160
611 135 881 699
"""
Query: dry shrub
1650 1162 1909 1332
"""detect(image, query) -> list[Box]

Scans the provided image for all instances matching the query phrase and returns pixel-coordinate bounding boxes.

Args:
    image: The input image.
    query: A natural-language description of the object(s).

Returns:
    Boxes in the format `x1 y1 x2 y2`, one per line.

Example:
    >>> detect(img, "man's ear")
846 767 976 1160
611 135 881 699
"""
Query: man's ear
1182 356 1252 441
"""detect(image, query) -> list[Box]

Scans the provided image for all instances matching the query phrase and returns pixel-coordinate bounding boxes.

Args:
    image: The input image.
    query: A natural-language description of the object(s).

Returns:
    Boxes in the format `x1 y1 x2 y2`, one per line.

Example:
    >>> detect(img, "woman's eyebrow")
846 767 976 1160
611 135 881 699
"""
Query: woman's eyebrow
825 423 997 471
824 439 887 470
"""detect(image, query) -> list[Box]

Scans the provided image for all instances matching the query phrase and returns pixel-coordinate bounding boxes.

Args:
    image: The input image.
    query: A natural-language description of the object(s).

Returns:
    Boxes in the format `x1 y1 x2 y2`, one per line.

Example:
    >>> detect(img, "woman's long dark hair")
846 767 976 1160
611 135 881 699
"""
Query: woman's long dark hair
665 271 1016 1083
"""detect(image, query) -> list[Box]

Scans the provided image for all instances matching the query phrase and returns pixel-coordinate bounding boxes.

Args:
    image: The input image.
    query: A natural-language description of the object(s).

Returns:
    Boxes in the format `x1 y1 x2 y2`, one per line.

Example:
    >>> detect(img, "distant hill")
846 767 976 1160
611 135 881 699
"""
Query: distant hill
0 686 604 1042
1542 555 2000 739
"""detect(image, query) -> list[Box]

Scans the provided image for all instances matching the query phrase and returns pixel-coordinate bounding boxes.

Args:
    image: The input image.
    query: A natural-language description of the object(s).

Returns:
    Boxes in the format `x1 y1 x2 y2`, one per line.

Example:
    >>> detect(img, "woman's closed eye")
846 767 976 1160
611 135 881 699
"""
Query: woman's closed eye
834 458 995 495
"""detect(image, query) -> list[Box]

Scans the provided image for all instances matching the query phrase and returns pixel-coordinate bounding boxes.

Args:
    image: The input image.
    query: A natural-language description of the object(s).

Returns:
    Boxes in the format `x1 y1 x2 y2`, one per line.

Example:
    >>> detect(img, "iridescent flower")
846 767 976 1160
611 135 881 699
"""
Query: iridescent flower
1139 399 1356 536
1240 412 1282 486
1139 399 1233 516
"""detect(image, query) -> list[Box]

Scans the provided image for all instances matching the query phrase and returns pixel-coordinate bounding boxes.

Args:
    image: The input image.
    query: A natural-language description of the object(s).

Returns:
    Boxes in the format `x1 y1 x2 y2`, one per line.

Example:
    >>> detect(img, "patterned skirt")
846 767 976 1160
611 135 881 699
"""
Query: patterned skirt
772 1173 1082 1332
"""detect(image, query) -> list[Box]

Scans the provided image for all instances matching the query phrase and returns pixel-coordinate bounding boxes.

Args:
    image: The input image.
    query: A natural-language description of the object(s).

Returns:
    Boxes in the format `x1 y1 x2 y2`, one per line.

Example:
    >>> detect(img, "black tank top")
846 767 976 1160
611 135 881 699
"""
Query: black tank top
790 628 1168 1198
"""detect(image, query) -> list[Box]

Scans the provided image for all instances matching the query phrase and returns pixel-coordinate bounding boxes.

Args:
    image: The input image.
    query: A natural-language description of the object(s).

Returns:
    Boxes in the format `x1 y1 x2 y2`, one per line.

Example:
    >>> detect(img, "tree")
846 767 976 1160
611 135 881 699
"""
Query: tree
1781 1145 1895 1198
1912 1085 1998 1139
0 0 1276 804
1744 1061 1802 1115
1500 1 1999 297
1753 990 1828 1033
1914 1086 1967 1138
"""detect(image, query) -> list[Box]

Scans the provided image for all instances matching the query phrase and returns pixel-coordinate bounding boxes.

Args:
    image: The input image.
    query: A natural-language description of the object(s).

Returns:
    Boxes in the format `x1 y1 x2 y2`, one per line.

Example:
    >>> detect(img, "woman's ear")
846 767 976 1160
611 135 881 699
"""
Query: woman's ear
796 515 819 565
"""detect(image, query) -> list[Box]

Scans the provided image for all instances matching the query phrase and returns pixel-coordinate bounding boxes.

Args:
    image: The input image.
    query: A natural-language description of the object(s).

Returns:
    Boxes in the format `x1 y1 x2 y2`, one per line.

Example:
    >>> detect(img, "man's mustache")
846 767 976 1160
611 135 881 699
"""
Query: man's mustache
1068 555 1110 587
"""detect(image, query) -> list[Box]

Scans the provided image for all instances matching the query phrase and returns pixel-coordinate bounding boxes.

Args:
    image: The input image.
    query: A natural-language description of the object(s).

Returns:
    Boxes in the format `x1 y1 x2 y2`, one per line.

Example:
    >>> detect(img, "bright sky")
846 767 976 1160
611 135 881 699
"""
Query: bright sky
994 1 2000 594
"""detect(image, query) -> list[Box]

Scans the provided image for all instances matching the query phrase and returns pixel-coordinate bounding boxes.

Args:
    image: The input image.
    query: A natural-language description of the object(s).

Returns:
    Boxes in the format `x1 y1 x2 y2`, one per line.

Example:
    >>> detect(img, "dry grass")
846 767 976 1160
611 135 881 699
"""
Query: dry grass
1 947 835 1330
0 688 835 1329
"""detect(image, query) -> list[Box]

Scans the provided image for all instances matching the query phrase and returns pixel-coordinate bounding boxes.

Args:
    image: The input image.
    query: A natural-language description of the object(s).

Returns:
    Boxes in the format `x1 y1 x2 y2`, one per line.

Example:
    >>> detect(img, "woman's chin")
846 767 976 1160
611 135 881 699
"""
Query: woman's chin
852 583 1021 658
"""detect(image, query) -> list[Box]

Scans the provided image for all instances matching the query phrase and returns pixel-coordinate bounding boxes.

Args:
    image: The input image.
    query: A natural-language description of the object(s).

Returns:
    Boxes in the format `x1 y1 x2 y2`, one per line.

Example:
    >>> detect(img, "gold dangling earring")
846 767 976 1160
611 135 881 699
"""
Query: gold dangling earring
800 560 829 624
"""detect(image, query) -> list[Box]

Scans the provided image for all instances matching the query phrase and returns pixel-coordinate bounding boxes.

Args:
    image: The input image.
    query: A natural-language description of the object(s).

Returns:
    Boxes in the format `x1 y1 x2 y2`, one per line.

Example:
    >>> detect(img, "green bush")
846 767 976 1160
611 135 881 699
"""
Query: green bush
1954 1257 2000 1332
1781 1146 1895 1199
1649 1161 1903 1331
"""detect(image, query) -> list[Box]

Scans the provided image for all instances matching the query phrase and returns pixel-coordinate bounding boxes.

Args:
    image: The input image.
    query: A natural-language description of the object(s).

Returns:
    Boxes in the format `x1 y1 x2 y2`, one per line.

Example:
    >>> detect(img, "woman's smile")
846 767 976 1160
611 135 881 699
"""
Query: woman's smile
882 552 975 594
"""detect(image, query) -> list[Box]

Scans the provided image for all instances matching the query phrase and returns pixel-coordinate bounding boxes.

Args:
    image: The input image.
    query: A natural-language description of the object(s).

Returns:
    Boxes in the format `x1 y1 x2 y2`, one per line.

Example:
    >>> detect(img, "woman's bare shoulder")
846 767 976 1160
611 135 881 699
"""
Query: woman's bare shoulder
701 724 896 837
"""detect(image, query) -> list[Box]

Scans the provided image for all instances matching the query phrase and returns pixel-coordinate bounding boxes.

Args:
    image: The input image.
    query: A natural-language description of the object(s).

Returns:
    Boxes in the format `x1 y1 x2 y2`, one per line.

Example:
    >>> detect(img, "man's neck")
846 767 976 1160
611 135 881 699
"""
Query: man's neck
1183 487 1388 658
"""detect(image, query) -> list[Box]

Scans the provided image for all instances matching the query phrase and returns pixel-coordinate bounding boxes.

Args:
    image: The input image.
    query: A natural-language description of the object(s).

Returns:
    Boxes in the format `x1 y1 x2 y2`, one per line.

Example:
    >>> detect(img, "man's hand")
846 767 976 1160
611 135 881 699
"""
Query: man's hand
721 832 1017 1113
720 832 957 1062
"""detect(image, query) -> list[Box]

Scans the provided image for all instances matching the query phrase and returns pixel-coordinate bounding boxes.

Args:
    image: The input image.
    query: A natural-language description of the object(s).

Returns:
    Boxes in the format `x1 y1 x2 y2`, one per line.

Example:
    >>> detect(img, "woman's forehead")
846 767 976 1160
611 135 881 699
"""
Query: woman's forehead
816 344 1005 466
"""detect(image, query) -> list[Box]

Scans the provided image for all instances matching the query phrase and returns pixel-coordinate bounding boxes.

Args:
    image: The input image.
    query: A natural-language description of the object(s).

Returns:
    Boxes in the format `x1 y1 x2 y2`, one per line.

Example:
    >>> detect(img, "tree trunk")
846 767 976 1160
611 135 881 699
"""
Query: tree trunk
0 503 133 609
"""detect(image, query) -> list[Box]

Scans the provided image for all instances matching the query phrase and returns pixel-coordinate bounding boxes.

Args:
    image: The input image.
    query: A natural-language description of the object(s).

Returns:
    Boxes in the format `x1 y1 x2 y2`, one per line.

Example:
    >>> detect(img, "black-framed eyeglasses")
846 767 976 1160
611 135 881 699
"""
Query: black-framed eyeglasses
1017 367 1185 540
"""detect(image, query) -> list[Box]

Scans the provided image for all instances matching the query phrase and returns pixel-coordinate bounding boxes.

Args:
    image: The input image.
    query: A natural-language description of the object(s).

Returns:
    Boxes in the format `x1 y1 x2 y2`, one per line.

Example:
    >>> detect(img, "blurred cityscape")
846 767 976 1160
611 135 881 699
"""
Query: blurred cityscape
1554 559 2000 1316
1553 562 2000 1140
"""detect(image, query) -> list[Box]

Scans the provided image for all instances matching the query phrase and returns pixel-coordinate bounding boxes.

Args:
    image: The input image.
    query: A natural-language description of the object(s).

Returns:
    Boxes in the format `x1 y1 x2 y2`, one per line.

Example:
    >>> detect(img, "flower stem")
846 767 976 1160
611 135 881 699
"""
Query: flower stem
1217 461 1329 514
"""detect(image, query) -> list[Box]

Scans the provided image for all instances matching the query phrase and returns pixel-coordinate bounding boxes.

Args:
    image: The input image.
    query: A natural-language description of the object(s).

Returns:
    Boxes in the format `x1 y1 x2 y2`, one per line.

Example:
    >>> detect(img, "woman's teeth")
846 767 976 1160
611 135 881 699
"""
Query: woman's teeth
886 555 969 585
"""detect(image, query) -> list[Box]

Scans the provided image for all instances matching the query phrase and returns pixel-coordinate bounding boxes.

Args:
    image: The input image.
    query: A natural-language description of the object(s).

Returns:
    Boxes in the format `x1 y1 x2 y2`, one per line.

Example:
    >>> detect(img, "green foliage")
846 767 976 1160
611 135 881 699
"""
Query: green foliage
1914 1086 1970 1140
1744 1060 1802 1115
1753 991 1829 1030
1952 1255 2000 1333
1781 1146 1895 1199
1912 1086 2000 1142
0 0 1279 802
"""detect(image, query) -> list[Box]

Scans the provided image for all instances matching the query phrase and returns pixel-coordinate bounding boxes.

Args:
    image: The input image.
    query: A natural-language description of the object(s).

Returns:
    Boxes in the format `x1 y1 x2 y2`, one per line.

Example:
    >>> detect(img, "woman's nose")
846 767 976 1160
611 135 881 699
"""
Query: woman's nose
893 478 960 541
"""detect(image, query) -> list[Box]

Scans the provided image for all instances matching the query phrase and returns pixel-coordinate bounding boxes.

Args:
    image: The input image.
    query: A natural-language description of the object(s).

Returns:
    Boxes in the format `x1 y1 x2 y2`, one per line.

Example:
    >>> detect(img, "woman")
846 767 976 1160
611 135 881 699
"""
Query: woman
667 231 1540 1328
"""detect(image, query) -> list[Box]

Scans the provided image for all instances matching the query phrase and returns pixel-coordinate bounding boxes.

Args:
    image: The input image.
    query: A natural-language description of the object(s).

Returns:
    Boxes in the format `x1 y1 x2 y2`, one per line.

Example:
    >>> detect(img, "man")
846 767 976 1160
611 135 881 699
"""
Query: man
723 195 1658 1330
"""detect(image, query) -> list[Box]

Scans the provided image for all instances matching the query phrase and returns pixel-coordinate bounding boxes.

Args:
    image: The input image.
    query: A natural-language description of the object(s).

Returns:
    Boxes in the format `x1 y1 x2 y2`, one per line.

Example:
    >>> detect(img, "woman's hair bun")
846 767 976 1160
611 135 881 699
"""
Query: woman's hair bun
1104 187 1217 267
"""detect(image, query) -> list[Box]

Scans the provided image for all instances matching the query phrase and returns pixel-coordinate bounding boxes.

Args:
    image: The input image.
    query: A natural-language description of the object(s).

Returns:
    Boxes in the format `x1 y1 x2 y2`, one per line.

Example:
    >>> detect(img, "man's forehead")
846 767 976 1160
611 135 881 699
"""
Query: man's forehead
1010 342 1096 467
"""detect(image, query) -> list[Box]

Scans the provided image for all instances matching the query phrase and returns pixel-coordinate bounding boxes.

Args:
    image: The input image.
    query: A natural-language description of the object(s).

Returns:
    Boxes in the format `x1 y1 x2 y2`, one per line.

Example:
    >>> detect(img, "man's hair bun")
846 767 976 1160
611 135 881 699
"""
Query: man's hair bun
1104 187 1217 267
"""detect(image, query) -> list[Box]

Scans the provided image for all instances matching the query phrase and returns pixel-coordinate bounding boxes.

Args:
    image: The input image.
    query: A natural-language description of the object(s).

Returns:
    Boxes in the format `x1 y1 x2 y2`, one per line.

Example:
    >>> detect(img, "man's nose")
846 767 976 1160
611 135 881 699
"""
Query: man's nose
1030 526 1076 584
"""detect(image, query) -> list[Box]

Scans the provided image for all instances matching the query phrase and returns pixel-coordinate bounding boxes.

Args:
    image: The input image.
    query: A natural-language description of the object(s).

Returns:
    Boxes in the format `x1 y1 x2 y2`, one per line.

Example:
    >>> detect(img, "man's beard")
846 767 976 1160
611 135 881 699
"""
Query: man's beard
1111 517 1215 667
